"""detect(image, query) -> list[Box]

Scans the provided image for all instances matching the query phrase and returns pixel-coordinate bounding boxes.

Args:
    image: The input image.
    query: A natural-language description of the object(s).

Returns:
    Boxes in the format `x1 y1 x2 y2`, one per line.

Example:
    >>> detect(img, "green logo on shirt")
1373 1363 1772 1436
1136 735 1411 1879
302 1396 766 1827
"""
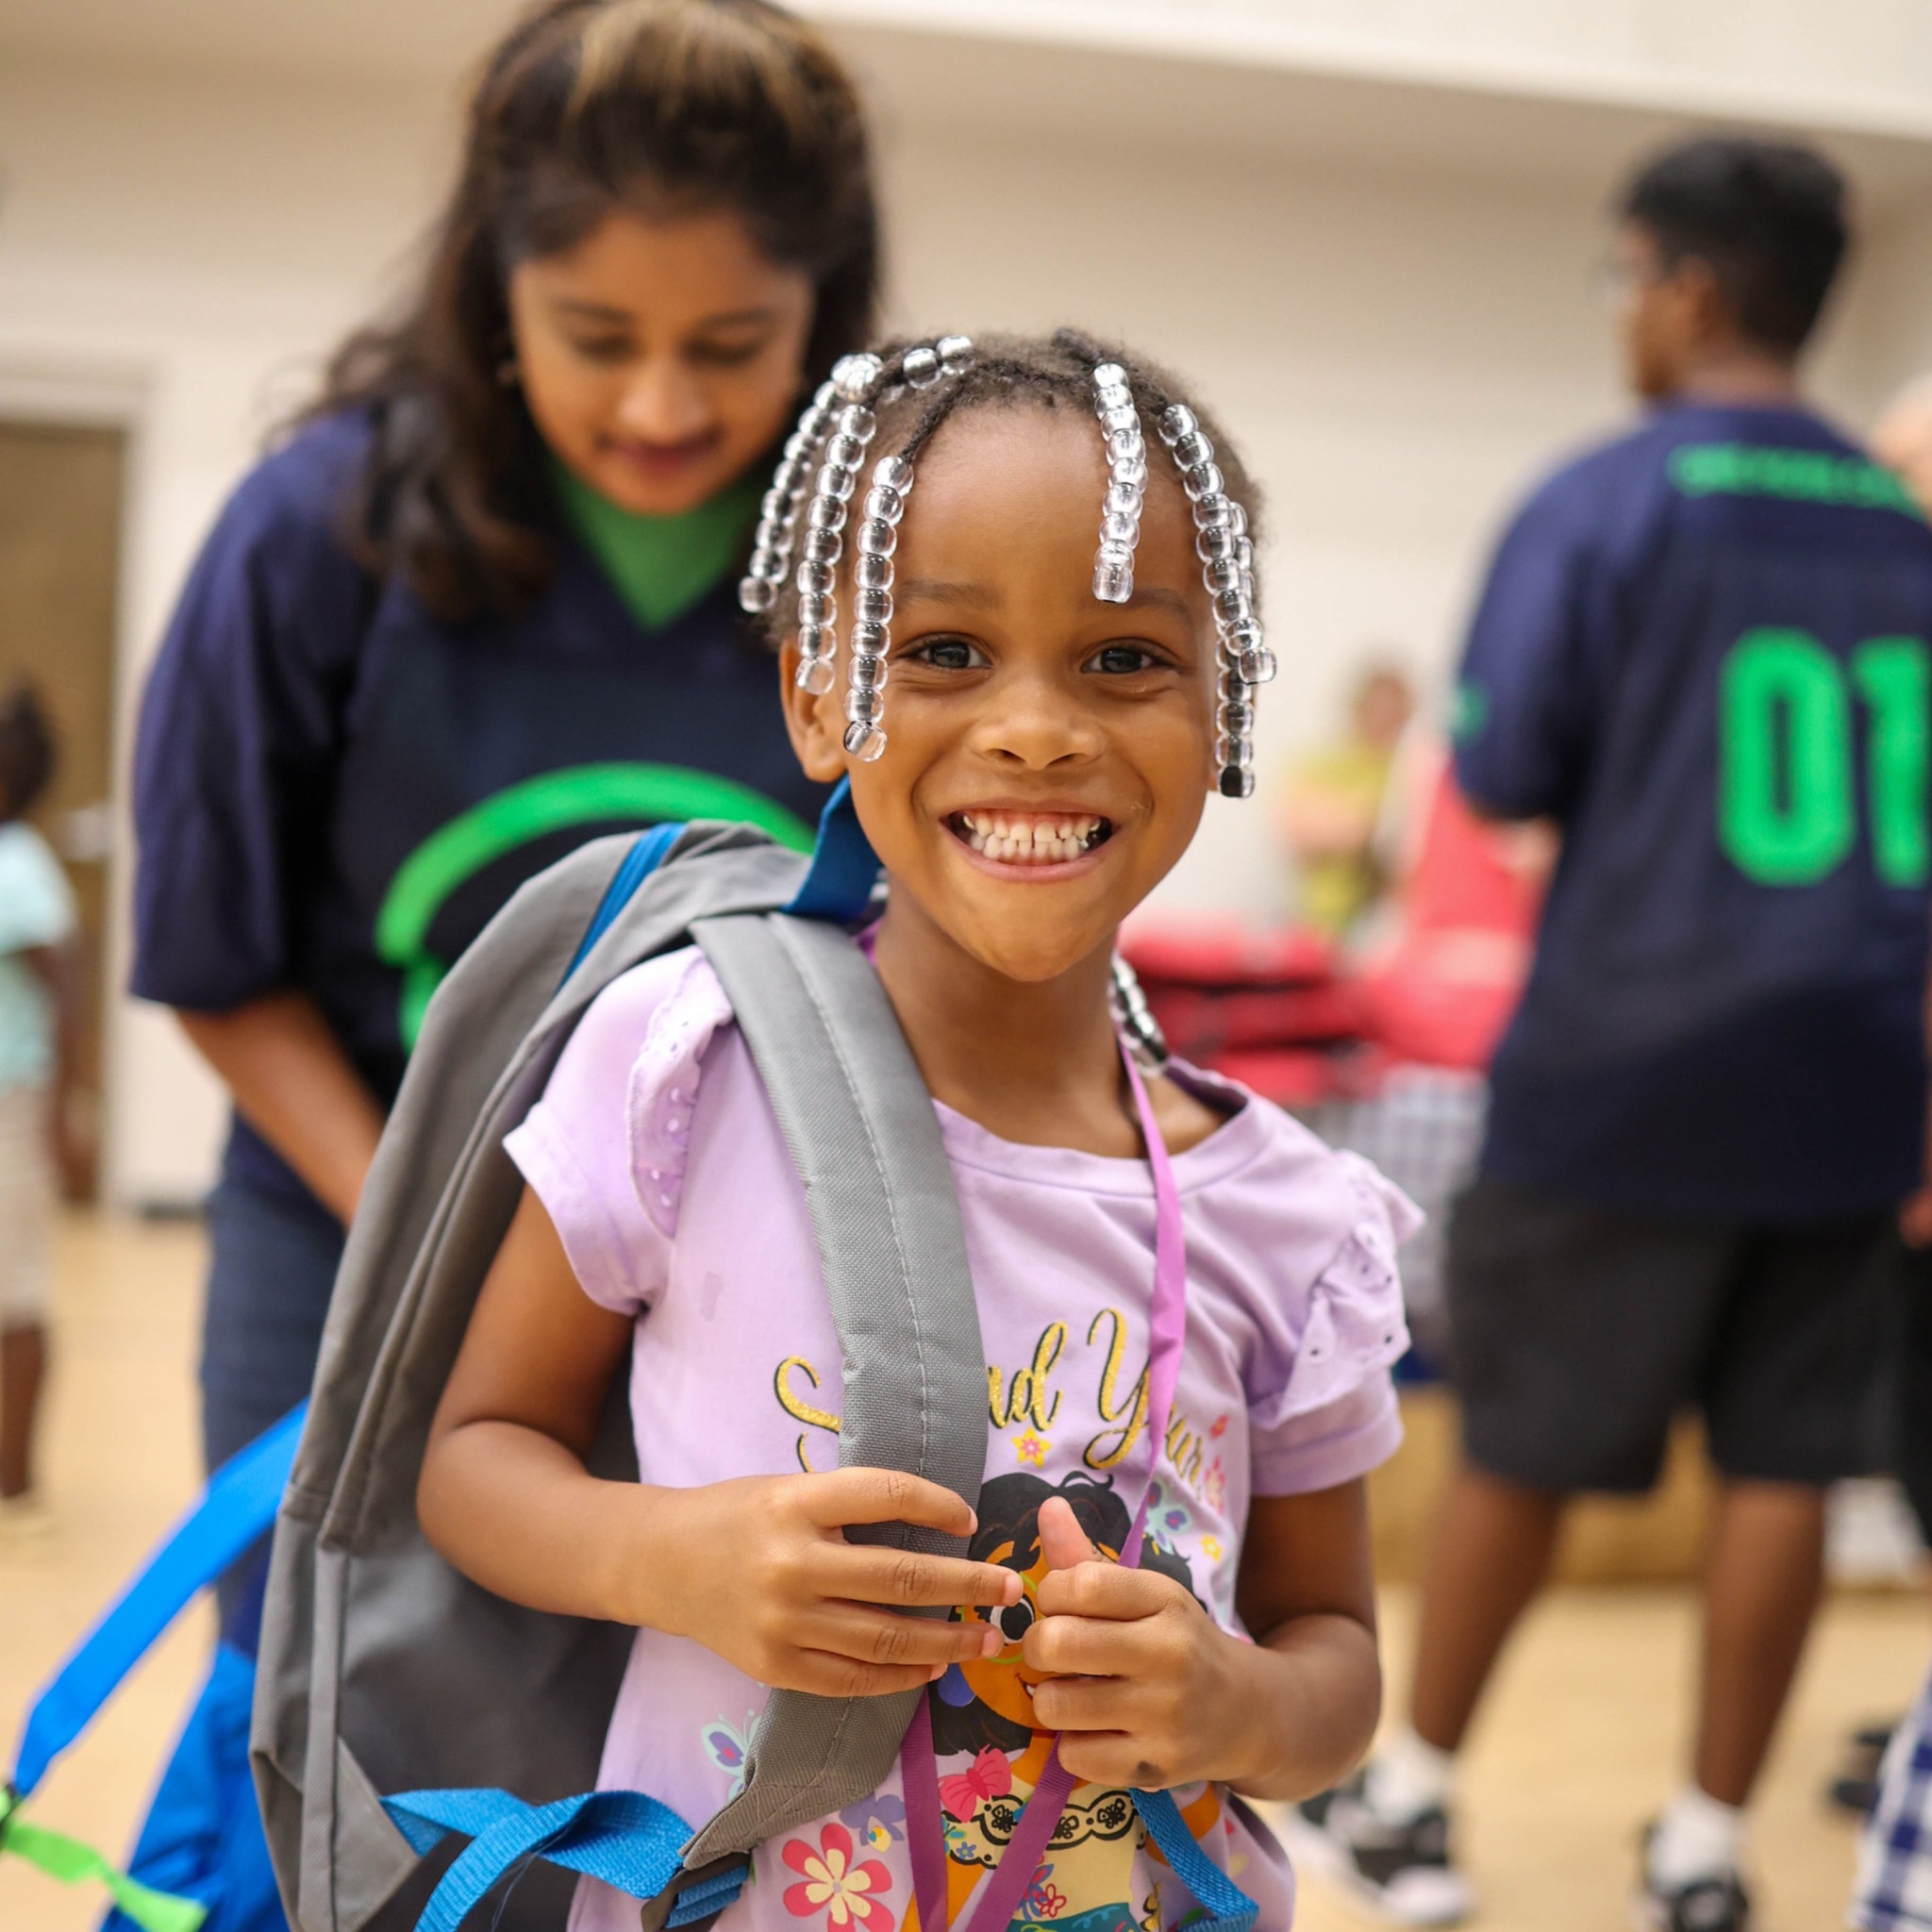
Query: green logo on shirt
375 761 813 1048
1669 443 1923 519
1450 678 1490 744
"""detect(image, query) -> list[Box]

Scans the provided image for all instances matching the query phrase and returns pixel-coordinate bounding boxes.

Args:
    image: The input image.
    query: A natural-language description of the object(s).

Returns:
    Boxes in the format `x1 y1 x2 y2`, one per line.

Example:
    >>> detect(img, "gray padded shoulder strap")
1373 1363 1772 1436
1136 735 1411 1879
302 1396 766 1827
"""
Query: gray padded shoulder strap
681 912 986 1869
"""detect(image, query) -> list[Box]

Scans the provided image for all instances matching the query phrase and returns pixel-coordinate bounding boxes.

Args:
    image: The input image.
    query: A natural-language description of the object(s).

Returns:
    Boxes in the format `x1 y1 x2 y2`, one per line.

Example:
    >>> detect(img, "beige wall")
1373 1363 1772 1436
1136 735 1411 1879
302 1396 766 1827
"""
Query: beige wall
3 27 1931 1203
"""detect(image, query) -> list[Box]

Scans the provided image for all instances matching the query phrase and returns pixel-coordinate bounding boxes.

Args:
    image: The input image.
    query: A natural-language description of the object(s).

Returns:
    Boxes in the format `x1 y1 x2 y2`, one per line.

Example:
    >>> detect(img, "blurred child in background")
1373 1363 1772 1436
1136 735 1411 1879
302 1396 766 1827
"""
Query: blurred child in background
0 681 82 1538
1299 136 1932 1932
1279 659 1414 938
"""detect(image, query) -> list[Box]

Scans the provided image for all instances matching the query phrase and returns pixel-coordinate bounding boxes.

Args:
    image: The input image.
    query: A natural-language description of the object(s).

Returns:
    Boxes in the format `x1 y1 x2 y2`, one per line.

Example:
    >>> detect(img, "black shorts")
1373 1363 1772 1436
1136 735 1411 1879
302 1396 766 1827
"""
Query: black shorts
1446 1174 1890 1493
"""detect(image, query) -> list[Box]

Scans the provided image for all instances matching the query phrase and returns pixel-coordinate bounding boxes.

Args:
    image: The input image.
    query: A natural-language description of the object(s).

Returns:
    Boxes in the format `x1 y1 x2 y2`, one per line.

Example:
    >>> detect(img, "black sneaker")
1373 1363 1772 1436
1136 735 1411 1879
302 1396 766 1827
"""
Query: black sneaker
1282 1772 1473 1924
1637 1828 1751 1932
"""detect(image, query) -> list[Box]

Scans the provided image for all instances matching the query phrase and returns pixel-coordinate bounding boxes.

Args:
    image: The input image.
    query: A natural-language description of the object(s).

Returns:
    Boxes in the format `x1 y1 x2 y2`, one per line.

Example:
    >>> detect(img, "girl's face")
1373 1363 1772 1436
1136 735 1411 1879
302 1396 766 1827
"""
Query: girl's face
782 405 1220 983
508 207 815 516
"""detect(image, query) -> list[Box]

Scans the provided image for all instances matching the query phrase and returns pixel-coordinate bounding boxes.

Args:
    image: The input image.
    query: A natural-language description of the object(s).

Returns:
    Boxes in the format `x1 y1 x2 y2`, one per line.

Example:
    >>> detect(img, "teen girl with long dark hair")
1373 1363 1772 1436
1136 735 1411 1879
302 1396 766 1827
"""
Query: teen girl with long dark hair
130 0 879 1651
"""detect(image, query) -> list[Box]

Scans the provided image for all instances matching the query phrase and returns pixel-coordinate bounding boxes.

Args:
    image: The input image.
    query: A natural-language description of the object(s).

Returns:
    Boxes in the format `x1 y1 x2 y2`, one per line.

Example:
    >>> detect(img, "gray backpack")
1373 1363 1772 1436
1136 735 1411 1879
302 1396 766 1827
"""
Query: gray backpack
250 805 992 1932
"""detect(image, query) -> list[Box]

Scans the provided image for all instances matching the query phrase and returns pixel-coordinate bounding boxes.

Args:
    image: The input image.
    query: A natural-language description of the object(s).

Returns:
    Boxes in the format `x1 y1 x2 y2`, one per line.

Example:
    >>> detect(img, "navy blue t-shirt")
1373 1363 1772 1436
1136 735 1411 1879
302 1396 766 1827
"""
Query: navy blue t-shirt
132 410 826 1205
1456 401 1932 1224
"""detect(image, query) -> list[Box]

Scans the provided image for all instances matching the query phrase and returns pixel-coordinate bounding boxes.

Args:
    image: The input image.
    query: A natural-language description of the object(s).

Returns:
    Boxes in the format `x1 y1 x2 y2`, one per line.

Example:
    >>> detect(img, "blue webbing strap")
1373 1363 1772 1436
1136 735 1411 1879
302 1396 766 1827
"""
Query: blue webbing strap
1131 1790 1259 1932
383 1789 745 1932
562 822 687 984
11 1402 307 1799
783 779 879 924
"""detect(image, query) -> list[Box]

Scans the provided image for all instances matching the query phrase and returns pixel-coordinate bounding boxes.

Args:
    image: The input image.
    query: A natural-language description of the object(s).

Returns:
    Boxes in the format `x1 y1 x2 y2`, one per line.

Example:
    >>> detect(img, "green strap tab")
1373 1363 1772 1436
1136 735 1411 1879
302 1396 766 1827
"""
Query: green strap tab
1 1793 208 1932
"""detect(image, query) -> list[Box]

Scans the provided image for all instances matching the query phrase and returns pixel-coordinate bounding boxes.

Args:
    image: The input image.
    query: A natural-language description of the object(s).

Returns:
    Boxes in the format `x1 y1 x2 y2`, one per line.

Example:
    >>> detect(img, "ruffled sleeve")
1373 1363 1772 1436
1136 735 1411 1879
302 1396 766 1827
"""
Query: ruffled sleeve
1247 1147 1419 1495
505 946 733 1317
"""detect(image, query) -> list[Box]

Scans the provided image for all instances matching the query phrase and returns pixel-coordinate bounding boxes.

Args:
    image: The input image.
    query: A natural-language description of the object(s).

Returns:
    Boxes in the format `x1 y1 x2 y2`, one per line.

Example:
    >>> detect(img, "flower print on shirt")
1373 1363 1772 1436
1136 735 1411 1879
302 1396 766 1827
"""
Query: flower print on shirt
781 1822 894 1932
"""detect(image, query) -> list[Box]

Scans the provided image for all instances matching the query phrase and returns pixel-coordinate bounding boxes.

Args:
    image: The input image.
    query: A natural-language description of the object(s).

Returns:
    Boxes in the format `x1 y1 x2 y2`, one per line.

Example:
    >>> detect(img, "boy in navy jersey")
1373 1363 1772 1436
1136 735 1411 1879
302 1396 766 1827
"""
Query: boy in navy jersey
1296 139 1932 1930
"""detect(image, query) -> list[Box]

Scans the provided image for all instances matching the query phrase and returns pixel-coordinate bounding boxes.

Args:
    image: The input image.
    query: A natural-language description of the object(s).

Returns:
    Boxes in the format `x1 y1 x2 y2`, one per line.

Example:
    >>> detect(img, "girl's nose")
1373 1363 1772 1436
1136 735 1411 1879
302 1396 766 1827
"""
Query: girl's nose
612 357 715 444
972 671 1106 770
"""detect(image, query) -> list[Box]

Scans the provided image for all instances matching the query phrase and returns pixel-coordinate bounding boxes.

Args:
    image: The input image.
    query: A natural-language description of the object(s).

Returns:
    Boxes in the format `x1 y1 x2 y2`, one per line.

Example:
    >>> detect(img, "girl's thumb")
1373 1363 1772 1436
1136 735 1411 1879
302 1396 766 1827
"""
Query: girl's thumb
1038 1496 1102 1572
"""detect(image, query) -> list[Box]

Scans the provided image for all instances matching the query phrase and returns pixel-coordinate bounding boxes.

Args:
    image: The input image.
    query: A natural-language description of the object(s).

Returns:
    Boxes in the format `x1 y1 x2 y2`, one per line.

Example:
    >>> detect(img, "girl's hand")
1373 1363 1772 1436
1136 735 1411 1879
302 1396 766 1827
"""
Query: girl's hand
1024 1498 1267 1791
643 1467 1023 1699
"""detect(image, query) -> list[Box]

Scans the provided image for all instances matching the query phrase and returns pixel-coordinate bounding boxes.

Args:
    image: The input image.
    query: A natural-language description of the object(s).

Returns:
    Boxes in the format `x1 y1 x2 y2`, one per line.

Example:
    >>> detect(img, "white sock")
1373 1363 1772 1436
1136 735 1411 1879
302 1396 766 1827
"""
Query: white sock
1648 1784 1745 1890
1362 1725 1457 1824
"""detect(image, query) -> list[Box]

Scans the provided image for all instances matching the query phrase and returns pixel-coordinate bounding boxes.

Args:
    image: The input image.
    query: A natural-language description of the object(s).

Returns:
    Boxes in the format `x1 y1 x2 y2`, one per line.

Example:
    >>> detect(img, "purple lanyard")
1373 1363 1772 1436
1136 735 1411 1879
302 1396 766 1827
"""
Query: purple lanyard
899 1042 1189 1932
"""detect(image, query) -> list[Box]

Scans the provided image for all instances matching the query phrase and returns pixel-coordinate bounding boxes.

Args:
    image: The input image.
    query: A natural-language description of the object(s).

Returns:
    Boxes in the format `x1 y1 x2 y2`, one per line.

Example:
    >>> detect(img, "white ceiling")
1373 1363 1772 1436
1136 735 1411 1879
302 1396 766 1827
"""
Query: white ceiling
6 1 1932 217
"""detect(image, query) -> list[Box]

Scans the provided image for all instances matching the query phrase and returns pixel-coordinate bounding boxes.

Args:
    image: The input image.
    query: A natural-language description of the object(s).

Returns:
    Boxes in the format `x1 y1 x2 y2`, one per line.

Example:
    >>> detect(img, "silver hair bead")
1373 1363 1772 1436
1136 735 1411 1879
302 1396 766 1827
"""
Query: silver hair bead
1149 402 1274 796
832 353 883 399
1109 954 1170 1068
798 591 833 626
938 334 974 372
1091 359 1147 605
851 622 888 657
796 657 837 695
739 575 776 613
863 487 904 525
855 552 893 591
851 653 886 691
808 495 844 532
903 345 941 389
858 517 896 555
1173 430 1212 471
1184 462 1224 504
854 586 892 625
849 688 883 723
825 434 865 473
875 454 915 493
1094 546 1134 604
797 560 835 596
837 403 876 439
843 721 886 761
803 527 841 564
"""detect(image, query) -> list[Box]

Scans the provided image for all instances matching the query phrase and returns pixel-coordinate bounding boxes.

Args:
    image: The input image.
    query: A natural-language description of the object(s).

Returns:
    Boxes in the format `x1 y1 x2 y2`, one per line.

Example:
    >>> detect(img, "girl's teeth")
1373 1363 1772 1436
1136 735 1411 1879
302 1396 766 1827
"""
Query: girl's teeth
958 812 1101 863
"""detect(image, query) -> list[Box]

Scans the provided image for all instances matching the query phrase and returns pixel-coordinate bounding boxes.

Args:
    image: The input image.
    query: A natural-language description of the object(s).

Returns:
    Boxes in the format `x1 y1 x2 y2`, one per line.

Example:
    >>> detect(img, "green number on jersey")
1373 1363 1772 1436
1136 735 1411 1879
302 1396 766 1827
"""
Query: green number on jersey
1716 628 1930 888
1852 638 1931 887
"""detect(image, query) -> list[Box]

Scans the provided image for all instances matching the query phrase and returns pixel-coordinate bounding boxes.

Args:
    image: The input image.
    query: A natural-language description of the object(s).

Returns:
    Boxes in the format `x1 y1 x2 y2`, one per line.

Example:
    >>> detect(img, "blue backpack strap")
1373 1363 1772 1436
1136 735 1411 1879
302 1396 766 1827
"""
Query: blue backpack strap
382 1789 744 1932
1131 1790 1259 1932
11 1402 306 1799
783 779 880 924
562 821 688 983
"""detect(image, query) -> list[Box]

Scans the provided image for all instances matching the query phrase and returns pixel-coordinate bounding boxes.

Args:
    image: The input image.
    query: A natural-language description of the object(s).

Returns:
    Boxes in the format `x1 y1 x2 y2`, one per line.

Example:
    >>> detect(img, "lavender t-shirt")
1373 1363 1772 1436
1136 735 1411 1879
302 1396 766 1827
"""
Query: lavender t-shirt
506 945 1416 1932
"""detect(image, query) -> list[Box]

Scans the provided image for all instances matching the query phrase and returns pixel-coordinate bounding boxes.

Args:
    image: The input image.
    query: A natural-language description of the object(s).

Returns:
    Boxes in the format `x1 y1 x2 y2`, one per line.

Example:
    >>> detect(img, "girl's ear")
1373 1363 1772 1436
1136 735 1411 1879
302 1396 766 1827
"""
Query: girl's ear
777 638 850 784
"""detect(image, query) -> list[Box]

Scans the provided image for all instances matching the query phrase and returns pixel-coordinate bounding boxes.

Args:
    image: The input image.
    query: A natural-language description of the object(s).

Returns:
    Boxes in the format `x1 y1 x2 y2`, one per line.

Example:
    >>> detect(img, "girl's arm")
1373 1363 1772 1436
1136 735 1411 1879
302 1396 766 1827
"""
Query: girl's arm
419 1186 1024 1696
1025 1481 1381 1802
176 992 386 1224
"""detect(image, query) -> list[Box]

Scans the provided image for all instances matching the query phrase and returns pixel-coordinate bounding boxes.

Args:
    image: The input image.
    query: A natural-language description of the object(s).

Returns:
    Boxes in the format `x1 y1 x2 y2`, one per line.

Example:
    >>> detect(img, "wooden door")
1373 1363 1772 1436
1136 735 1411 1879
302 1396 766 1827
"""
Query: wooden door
0 421 127 1198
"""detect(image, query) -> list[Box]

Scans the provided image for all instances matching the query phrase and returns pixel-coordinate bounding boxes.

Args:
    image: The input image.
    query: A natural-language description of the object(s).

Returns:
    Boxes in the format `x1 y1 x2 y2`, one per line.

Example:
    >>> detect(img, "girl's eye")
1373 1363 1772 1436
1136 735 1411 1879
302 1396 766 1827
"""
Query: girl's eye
909 637 989 673
1089 642 1164 675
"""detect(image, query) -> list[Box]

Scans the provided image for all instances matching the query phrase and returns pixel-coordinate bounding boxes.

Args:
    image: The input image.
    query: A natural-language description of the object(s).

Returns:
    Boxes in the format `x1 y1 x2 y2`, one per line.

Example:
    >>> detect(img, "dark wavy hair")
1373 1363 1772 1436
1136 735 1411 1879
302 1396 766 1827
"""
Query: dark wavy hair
308 0 880 622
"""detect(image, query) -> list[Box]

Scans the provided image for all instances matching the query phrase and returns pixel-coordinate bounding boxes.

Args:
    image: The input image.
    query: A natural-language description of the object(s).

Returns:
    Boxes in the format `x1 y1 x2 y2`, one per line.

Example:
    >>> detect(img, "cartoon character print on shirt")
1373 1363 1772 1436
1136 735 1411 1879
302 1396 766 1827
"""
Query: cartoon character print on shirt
921 1471 1221 1932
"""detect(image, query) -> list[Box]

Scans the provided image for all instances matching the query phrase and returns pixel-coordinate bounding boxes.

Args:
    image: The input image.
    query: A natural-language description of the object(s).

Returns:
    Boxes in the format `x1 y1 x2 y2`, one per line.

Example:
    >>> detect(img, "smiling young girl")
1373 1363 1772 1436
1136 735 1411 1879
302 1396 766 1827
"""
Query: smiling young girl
419 331 1412 1932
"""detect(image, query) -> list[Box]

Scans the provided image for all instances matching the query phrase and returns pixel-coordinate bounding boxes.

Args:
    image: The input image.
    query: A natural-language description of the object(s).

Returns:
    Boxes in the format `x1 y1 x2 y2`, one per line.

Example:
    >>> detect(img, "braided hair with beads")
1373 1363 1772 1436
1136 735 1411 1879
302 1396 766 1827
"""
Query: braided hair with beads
740 328 1274 798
